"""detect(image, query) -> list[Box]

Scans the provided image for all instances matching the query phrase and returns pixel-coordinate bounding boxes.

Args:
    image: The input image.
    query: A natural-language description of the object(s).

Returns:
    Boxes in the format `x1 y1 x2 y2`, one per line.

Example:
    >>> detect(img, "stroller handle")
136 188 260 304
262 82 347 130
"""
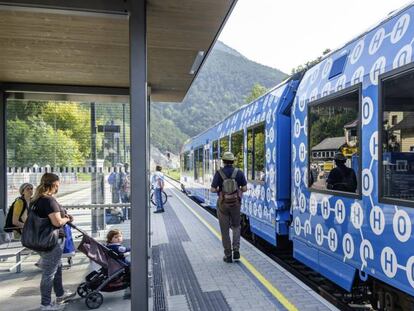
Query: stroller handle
67 222 88 236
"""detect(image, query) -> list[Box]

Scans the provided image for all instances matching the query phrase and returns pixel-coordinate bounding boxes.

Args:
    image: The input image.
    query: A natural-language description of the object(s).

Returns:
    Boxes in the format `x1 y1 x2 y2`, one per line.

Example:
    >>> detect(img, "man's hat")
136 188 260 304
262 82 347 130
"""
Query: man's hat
334 152 346 161
222 151 235 161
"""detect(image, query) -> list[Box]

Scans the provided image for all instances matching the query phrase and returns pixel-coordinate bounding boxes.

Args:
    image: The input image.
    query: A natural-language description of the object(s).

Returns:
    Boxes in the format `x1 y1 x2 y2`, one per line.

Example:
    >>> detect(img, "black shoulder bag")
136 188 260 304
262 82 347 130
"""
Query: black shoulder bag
21 204 59 252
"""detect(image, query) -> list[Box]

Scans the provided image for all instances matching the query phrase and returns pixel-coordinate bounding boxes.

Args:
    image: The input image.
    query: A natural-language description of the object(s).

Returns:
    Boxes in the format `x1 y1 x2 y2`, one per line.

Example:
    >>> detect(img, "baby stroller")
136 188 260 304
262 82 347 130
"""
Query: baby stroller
69 224 130 309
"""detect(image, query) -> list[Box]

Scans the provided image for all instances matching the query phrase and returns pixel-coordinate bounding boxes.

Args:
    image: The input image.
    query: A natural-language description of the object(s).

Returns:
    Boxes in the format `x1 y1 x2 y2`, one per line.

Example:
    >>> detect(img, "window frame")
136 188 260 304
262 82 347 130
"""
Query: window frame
378 63 414 207
246 122 266 184
307 83 362 199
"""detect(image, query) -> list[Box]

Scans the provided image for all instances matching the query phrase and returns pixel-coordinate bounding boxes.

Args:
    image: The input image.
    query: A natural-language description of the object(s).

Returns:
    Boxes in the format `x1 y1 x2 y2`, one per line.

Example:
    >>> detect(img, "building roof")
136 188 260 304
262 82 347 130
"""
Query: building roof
391 113 414 131
312 137 345 151
344 119 358 129
0 0 237 102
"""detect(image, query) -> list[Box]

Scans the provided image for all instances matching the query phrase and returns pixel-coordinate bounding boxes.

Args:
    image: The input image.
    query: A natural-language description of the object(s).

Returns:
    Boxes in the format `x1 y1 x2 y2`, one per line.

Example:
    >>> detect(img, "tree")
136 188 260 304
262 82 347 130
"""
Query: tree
291 48 332 74
244 83 267 104
7 117 83 167
41 102 91 158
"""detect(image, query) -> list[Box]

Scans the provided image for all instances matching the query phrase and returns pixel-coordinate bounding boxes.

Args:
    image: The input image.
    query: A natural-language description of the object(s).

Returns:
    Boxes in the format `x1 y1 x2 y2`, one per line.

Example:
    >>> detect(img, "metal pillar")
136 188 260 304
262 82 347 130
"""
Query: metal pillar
129 0 148 310
0 88 6 243
123 103 127 163
90 102 104 235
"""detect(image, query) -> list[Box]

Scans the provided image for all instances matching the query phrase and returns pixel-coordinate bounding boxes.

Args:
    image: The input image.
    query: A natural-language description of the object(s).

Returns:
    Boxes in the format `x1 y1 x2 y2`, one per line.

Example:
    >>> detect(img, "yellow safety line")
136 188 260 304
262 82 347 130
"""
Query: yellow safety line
173 190 298 311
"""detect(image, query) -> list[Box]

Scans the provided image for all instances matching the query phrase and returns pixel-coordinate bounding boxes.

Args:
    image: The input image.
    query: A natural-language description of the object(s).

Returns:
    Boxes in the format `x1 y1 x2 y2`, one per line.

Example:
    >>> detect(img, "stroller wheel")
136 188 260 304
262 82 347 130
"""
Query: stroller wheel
85 292 103 309
77 282 90 298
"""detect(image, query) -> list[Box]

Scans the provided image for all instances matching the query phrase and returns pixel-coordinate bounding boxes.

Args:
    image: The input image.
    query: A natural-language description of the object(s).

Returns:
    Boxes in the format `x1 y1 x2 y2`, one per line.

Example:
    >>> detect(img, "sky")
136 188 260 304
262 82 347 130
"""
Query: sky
219 0 410 74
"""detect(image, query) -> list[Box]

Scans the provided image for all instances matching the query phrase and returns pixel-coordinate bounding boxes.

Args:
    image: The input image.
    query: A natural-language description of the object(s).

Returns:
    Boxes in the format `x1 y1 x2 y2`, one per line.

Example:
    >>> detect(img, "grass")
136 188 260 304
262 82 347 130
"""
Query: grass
166 169 180 181
77 173 92 181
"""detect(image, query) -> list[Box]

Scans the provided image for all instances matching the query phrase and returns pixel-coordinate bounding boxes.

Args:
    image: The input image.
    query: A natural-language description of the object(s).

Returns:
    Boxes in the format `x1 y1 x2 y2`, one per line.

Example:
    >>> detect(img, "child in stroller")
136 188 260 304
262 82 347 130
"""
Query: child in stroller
70 224 130 309
106 229 130 265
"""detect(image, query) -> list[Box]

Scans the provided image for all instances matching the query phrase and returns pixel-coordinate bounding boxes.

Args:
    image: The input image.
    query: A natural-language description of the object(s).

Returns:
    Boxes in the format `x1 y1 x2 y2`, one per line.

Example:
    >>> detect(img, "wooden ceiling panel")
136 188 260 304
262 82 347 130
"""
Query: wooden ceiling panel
0 0 236 102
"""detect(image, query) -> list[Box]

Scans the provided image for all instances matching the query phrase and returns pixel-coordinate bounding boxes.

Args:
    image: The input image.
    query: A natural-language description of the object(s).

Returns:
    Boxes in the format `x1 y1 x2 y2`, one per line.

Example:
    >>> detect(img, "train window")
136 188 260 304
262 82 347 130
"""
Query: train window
194 147 203 182
212 140 219 172
381 70 414 203
308 86 360 195
220 136 229 156
182 152 191 172
247 128 253 180
247 123 265 182
231 130 244 171
204 147 210 176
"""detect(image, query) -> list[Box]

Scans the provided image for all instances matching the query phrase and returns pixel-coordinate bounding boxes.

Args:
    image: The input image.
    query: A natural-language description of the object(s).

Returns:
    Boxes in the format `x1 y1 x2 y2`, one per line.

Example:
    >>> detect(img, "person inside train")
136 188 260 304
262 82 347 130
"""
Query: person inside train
326 152 357 193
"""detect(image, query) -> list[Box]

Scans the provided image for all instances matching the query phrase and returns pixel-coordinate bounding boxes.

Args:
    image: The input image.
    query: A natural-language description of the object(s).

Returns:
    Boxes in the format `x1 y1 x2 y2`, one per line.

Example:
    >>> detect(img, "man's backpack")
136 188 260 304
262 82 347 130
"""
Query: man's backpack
218 168 240 208
4 197 26 233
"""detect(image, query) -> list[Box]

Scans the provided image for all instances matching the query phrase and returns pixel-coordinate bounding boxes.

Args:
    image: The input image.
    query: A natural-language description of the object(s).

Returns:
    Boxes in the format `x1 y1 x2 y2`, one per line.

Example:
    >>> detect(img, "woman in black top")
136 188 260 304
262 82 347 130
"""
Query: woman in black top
33 173 75 311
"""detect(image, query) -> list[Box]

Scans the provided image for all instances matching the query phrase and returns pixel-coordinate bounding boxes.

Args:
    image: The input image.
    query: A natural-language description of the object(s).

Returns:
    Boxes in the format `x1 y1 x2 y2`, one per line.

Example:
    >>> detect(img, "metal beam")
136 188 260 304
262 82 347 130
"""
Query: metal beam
3 83 129 96
0 0 129 15
129 0 148 309
0 86 6 243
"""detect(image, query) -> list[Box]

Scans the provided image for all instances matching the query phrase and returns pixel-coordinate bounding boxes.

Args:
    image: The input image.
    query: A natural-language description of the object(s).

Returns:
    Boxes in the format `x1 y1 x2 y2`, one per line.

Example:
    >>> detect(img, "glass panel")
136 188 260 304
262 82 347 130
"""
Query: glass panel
253 124 265 182
231 130 244 171
220 136 229 156
247 128 253 180
309 89 359 193
194 147 203 182
382 71 414 201
212 140 219 172
204 148 210 175
6 95 131 236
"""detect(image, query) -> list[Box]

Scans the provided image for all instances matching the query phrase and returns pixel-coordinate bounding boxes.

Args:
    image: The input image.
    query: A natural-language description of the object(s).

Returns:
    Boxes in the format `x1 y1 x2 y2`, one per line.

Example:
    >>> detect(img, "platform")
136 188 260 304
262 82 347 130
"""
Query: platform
0 182 339 311
151 184 339 311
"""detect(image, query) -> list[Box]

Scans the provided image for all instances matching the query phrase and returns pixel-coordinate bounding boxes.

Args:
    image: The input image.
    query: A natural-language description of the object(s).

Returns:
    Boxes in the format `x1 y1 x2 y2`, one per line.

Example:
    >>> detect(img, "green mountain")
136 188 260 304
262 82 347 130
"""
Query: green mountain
150 41 288 154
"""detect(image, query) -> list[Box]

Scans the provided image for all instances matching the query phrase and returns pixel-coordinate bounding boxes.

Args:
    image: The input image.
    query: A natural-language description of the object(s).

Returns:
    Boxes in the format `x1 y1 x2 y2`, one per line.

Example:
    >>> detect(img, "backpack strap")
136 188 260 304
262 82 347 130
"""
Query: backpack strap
218 168 228 181
230 168 238 179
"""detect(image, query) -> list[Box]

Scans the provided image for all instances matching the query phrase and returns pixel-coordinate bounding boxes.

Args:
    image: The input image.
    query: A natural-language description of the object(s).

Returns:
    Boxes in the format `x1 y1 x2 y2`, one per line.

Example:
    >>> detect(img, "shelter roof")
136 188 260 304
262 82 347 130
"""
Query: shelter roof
0 0 236 102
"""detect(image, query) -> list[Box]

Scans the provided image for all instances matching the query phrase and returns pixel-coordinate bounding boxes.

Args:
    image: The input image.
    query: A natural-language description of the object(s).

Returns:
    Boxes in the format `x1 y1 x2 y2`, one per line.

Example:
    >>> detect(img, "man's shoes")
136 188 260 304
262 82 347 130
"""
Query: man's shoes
153 209 164 214
223 255 233 263
233 250 240 261
56 290 76 304
40 303 65 311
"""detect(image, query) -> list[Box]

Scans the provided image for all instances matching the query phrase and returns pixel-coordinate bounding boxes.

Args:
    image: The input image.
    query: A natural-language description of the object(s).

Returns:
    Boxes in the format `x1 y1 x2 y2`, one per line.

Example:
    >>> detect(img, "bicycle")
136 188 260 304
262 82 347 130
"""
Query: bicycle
150 187 168 206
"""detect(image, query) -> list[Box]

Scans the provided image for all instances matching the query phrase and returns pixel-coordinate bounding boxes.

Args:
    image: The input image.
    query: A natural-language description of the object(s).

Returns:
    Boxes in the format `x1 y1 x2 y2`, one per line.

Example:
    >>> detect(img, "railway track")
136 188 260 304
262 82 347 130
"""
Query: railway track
165 176 374 311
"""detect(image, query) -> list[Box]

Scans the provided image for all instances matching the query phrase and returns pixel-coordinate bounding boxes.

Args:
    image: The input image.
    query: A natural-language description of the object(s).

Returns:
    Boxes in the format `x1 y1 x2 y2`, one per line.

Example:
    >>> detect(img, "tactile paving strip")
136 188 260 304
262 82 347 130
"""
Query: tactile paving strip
152 246 167 311
157 204 231 311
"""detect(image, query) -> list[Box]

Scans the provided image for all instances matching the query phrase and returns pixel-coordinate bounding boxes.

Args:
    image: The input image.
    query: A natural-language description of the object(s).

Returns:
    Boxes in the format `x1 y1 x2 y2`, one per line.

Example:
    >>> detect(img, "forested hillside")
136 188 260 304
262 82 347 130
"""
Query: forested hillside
150 41 287 154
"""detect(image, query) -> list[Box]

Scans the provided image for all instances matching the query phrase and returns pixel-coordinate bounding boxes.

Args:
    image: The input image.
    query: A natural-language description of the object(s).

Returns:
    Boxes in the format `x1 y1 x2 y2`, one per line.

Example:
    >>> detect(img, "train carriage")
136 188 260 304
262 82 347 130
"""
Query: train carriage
291 3 414 308
180 74 302 246
180 2 414 308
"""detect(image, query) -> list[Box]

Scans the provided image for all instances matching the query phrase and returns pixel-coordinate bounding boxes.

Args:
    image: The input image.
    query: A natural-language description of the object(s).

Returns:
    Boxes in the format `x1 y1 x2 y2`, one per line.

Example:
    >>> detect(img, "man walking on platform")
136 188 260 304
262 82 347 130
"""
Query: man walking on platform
211 152 247 263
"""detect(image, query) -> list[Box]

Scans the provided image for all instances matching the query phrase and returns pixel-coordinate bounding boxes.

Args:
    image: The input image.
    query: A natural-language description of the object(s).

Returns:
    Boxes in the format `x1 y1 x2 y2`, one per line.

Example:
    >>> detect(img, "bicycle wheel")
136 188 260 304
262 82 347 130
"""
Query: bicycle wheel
150 191 156 205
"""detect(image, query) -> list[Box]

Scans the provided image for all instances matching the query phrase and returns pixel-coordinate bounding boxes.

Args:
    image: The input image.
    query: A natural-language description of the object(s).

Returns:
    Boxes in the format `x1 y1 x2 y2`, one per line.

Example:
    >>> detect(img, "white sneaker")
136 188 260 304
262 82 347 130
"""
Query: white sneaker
39 303 65 311
56 290 76 304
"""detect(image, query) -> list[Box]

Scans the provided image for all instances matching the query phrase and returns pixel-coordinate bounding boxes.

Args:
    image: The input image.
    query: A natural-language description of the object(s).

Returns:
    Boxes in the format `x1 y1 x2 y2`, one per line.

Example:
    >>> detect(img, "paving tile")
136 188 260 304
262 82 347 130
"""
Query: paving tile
153 185 340 311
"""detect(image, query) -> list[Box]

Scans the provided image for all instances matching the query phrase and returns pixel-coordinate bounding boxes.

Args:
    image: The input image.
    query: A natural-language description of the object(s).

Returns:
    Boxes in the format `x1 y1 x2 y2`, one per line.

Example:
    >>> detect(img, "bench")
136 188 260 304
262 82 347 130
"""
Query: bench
0 242 27 273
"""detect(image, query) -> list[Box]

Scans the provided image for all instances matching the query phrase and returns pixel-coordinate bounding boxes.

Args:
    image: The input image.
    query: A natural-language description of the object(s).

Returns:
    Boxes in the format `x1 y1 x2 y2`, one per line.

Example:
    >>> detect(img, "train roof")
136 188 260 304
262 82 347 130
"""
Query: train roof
181 71 304 150
309 1 414 70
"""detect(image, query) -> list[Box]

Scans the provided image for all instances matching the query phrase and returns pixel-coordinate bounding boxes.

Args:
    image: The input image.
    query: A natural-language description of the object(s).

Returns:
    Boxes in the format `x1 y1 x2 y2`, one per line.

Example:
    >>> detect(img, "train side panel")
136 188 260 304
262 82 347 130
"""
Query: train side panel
292 5 414 296
181 77 301 246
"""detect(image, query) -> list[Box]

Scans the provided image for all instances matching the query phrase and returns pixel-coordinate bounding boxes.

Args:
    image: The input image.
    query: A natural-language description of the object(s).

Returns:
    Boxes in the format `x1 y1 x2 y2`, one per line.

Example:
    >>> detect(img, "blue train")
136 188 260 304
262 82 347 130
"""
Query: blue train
180 3 414 309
